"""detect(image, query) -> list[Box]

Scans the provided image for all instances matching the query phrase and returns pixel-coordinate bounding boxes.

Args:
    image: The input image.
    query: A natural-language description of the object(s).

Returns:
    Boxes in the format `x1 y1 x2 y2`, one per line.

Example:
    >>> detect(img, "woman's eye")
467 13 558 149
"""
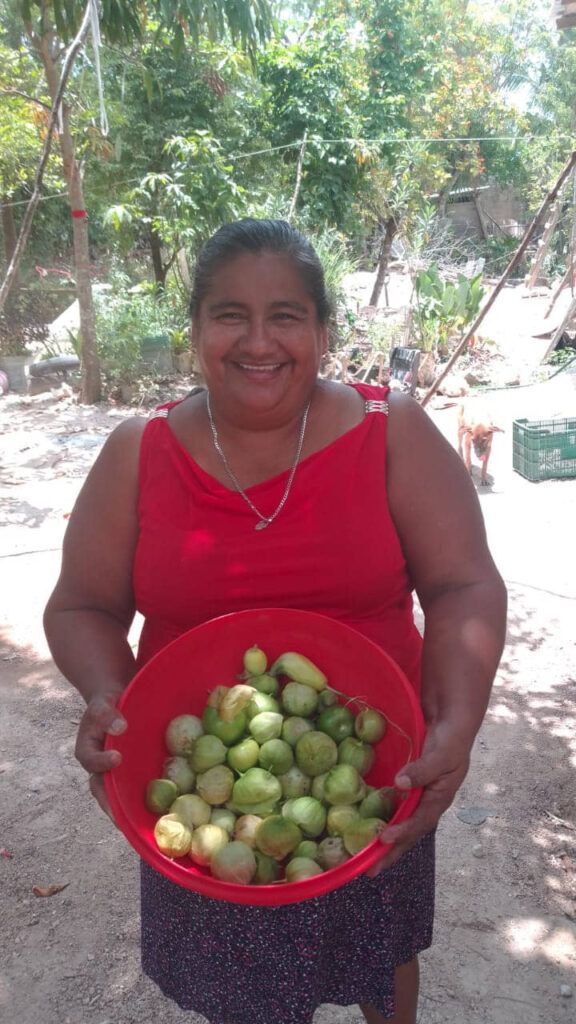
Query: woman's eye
218 312 243 322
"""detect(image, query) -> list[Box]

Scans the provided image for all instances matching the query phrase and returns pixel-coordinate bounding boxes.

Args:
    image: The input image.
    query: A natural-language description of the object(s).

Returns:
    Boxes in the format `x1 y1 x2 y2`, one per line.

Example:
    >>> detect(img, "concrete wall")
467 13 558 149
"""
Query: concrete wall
444 185 527 239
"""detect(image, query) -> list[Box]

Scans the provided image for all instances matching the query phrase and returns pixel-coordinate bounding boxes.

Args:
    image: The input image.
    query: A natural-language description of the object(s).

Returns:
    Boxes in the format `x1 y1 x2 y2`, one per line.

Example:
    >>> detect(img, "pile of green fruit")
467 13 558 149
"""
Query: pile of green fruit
145 645 397 886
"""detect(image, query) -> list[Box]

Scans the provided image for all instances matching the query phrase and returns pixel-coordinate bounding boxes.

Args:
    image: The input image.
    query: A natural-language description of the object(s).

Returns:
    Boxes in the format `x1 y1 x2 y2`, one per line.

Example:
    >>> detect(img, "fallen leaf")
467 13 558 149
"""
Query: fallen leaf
32 883 70 897
1 848 14 859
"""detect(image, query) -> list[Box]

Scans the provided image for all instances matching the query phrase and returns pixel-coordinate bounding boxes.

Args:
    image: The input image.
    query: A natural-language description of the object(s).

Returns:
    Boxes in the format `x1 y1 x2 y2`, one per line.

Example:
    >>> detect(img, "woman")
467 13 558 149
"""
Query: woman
44 218 507 1024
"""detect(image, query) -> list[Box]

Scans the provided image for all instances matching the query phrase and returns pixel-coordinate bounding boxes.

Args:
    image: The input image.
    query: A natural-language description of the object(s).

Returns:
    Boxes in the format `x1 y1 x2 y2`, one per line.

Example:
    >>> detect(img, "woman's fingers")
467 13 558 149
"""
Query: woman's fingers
366 784 454 876
76 694 126 821
365 741 471 877
75 692 127 774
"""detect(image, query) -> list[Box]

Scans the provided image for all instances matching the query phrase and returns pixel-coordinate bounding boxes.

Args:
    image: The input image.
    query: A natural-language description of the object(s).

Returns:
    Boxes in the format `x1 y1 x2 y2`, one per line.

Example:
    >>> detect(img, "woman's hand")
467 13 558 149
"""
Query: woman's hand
74 693 127 821
367 721 470 876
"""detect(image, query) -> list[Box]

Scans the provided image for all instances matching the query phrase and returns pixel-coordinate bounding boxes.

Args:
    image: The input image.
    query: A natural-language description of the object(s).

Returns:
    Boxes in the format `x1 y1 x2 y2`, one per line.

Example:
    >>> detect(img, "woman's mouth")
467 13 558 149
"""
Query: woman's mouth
236 362 284 374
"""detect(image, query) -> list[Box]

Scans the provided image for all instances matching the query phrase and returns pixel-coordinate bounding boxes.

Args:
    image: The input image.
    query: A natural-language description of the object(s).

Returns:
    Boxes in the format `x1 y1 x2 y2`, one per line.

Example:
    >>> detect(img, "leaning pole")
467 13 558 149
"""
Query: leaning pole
420 150 576 409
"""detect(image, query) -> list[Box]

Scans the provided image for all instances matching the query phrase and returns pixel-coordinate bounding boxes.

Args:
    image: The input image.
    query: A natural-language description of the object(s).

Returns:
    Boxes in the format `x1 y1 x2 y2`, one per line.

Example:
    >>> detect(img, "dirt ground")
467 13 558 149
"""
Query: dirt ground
1 280 576 1024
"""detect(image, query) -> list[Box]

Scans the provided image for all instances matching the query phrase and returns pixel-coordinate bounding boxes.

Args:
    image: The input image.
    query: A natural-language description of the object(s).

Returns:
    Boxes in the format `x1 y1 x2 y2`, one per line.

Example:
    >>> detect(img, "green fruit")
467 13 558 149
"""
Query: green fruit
243 645 268 676
281 682 318 718
295 730 338 777
326 804 360 838
317 688 339 709
196 765 235 805
317 706 355 743
145 778 179 814
324 764 365 805
342 817 384 856
162 756 196 794
285 857 324 882
359 786 397 821
337 737 375 776
294 840 319 860
354 708 386 744
170 793 211 828
250 673 279 696
282 716 314 747
254 851 281 884
164 715 203 755
255 815 302 860
258 738 294 776
227 738 260 773
245 693 280 721
202 706 248 746
189 734 227 773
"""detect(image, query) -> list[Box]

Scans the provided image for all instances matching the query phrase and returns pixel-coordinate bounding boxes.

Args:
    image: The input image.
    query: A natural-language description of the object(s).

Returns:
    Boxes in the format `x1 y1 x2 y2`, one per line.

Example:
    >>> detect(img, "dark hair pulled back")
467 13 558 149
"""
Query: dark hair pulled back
189 218 331 323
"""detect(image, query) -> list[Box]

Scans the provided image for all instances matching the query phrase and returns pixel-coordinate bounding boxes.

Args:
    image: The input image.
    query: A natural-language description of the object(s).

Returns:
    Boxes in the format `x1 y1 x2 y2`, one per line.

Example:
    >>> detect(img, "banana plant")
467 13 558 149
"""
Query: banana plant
413 263 485 355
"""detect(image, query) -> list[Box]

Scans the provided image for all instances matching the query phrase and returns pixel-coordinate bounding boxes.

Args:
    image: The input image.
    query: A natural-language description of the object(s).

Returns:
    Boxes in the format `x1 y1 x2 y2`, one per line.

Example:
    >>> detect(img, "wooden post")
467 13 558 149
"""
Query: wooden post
541 292 576 361
543 171 576 317
524 175 571 289
420 151 576 408
472 191 489 241
544 264 573 319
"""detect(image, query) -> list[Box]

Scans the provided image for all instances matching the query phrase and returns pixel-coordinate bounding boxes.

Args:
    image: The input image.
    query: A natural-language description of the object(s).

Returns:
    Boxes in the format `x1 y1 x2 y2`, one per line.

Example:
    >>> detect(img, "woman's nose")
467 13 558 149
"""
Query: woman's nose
245 317 271 348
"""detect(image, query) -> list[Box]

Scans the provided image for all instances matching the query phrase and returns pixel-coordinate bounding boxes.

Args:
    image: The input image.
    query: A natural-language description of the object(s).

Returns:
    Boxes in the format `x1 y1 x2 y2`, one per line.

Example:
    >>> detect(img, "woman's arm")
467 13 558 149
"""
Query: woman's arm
44 416 146 816
372 393 507 870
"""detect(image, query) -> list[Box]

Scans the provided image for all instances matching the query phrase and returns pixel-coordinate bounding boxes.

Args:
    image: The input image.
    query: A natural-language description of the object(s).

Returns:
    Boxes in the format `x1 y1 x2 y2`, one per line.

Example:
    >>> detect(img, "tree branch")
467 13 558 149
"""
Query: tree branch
0 88 51 111
287 130 308 223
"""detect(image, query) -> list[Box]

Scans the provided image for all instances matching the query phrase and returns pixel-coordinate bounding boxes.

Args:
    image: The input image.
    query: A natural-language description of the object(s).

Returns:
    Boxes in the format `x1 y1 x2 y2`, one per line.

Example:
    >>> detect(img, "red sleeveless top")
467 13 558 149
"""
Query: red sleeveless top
133 383 422 689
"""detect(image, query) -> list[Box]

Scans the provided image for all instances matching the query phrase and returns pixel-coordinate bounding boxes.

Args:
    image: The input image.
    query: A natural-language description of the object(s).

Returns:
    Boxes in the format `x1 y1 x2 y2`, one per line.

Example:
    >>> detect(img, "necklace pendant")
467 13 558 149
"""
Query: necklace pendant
206 392 311 534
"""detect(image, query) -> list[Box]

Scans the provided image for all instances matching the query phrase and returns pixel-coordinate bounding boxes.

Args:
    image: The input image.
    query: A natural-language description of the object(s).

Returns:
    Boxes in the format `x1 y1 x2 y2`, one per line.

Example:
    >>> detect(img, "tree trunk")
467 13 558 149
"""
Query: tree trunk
37 36 101 403
150 230 167 290
1 199 20 295
369 216 398 307
176 247 191 291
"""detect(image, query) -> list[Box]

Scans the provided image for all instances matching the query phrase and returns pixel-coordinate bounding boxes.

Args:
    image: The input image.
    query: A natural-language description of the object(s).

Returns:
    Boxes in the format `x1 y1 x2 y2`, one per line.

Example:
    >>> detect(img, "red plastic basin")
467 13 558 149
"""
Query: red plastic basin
105 607 425 905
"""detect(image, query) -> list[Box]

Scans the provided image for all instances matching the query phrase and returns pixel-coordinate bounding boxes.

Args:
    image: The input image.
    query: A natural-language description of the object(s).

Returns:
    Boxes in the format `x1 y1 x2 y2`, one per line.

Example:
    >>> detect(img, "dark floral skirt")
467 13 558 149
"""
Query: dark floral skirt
141 832 435 1024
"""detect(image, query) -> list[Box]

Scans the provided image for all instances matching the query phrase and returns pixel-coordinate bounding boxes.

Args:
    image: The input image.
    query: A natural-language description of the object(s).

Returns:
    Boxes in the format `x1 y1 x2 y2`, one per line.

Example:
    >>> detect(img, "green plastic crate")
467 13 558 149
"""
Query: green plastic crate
513 417 576 482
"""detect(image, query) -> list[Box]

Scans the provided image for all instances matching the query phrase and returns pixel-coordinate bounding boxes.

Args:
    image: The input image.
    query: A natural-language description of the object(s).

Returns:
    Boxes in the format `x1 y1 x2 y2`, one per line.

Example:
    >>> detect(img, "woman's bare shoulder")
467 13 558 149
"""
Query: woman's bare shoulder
385 390 484 516
95 414 149 463
105 413 149 443
76 414 149 505
314 379 365 428
385 392 496 592
386 391 456 461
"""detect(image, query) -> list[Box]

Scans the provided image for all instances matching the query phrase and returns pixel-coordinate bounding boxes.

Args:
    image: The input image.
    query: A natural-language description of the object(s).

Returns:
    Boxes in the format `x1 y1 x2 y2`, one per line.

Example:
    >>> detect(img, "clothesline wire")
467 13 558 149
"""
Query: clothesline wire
232 134 575 160
2 133 574 210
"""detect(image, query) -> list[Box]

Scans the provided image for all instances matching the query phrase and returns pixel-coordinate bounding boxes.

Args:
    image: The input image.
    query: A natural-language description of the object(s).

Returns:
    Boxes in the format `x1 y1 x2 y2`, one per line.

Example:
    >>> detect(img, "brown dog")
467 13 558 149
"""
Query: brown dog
457 402 504 485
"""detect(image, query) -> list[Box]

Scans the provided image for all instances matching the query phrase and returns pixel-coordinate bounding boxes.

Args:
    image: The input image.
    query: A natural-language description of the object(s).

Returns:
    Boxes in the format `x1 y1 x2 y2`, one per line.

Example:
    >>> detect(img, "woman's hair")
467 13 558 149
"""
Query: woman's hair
189 218 331 323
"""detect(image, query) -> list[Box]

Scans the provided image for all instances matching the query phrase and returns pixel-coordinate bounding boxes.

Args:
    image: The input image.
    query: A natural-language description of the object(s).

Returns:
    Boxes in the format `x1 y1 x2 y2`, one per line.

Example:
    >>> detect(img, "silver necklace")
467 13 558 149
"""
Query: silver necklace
206 392 311 530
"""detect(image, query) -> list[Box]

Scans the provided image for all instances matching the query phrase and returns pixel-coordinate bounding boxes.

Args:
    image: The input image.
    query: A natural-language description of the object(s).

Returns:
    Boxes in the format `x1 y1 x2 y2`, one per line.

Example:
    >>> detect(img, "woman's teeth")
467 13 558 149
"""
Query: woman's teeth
238 363 282 372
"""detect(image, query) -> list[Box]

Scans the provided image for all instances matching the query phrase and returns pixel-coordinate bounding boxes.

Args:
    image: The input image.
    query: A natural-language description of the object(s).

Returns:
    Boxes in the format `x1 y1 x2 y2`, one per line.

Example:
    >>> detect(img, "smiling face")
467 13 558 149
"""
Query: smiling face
193 251 328 426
